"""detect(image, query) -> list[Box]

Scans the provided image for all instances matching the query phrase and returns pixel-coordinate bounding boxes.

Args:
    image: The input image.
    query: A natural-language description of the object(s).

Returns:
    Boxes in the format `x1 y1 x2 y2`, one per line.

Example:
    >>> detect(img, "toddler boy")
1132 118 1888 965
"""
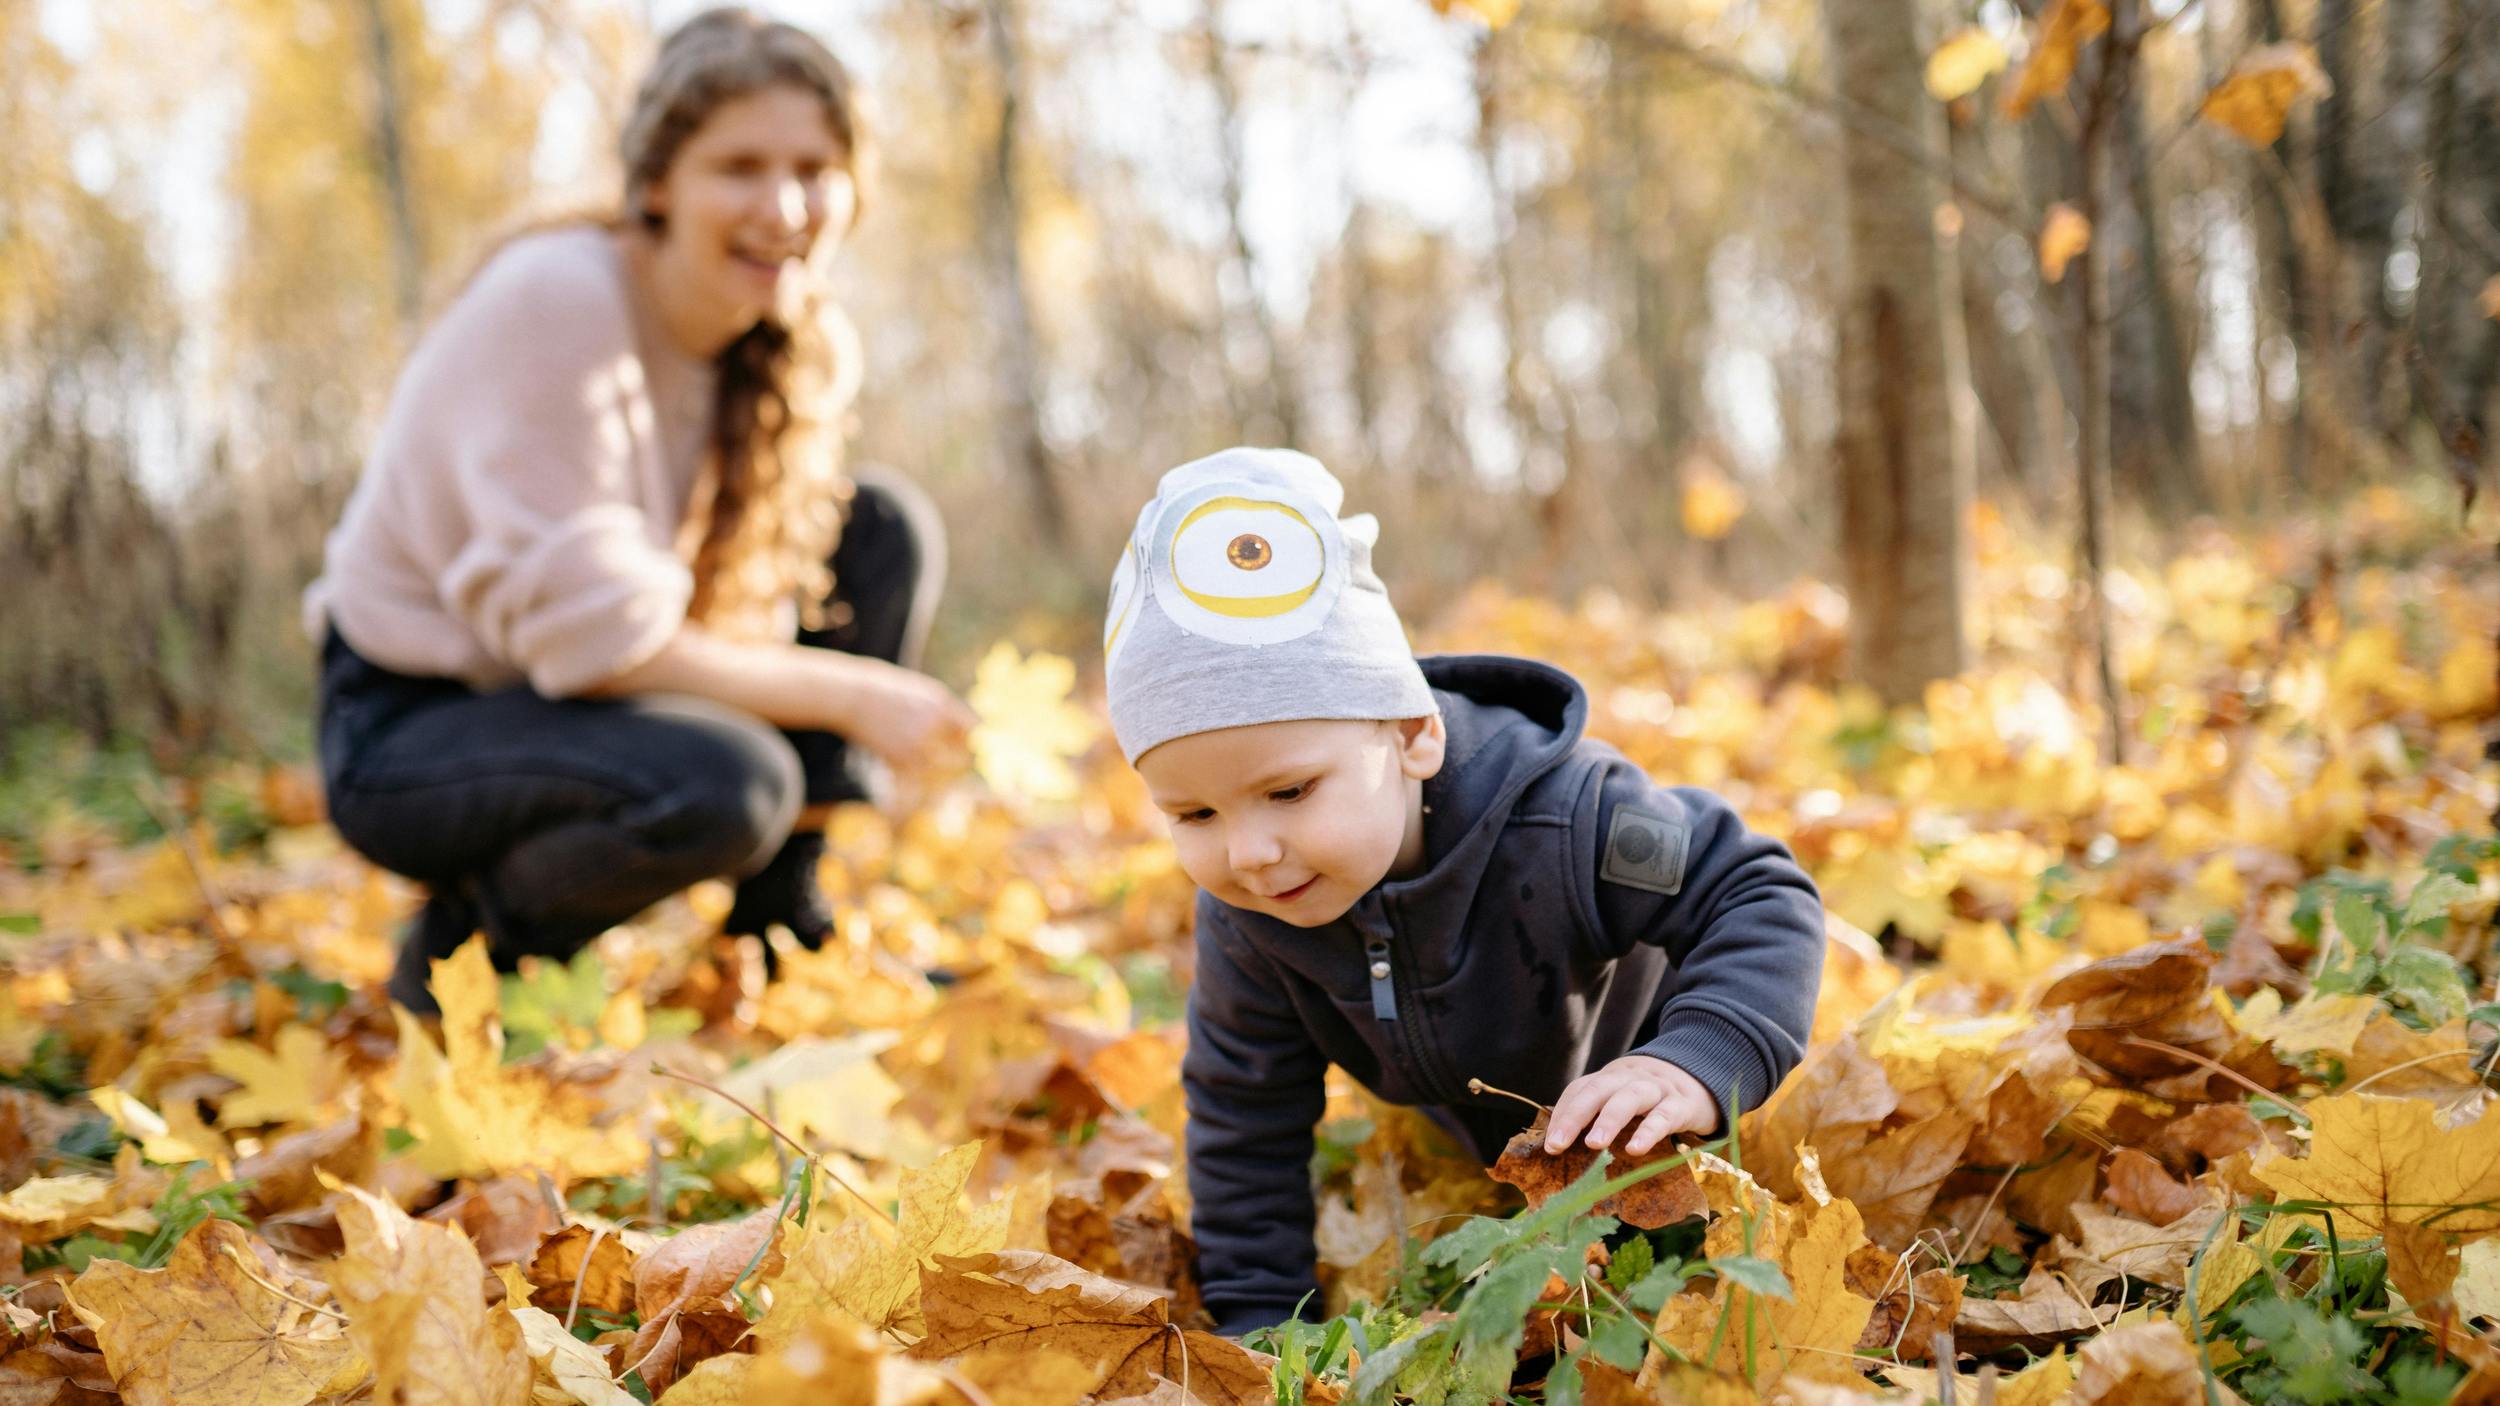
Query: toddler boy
1103 448 1824 1337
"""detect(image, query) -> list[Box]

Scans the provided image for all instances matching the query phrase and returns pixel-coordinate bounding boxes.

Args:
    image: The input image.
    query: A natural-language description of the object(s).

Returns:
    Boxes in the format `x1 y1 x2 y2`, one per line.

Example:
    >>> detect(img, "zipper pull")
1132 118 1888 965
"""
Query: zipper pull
1365 938 1399 1021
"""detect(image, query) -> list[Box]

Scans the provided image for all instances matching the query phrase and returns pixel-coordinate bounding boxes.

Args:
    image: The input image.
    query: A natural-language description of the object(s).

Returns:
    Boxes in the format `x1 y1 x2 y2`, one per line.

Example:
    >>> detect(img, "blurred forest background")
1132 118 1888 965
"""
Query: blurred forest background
3 0 2496 764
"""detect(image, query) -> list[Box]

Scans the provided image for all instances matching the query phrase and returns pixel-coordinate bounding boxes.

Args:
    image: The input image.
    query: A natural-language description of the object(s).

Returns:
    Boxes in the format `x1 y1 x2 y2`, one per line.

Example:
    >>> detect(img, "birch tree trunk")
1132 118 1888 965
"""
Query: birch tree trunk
1819 0 1975 704
979 0 1069 546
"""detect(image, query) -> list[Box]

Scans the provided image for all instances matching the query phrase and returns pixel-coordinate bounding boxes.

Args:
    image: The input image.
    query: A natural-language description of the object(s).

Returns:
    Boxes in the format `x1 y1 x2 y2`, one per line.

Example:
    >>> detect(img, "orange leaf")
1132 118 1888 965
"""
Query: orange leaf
2003 0 2110 117
2200 42 2331 146
2039 203 2092 283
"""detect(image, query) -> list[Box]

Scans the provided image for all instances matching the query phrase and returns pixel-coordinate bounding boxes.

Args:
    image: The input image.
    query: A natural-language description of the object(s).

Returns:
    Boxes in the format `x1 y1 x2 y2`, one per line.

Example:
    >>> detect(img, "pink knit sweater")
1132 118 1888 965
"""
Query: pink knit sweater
304 225 718 698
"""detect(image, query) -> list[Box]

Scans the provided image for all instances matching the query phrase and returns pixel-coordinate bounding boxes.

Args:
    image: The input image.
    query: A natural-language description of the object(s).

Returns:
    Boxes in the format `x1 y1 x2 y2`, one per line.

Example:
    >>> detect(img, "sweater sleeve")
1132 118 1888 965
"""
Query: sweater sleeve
1581 761 1824 1127
425 242 694 697
1181 899 1330 1338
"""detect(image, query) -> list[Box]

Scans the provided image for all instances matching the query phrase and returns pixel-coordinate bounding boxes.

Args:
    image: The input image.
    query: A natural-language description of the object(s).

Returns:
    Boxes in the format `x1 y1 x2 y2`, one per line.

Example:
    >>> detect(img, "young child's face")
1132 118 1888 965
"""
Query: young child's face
1136 715 1445 928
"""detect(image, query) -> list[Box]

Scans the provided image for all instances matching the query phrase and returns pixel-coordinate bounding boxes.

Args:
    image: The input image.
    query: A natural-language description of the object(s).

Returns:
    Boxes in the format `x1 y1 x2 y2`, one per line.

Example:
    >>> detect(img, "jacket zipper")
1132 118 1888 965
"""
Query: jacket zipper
1361 904 1456 1105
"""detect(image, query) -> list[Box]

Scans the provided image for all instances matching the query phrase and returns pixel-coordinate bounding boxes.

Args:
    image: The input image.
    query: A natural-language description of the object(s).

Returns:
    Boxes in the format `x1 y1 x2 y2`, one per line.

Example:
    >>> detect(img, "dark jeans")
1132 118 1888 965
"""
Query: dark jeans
318 474 943 962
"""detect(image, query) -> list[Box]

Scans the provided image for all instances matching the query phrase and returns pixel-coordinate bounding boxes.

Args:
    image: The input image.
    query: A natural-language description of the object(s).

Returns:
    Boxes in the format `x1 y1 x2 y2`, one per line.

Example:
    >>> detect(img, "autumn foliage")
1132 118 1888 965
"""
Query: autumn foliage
0 490 2495 1404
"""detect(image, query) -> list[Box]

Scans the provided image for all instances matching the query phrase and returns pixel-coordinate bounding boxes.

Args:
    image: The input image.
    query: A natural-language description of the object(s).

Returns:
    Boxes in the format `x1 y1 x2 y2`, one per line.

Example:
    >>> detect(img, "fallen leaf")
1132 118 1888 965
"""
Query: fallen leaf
761 1140 1012 1342
2385 1222 2461 1310
2255 1092 2500 1237
0 1177 154 1244
65 1219 366 1406
208 1026 353 1129
509 1306 636 1406
632 1207 783 1320
328 1186 532 1406
2069 1201 2224 1289
1656 1190 1878 1385
1488 1112 1706 1229
2102 1148 2208 1227
969 645 1097 804
911 1250 1275 1404
2200 42 2331 146
2073 1318 2219 1405
1954 1285 2115 1355
526 1226 638 1318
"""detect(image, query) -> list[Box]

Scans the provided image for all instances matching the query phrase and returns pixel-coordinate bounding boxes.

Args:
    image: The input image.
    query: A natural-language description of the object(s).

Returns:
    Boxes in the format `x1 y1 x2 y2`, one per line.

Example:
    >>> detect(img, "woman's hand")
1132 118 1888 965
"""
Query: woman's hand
826 655 975 774
1544 1054 1715 1156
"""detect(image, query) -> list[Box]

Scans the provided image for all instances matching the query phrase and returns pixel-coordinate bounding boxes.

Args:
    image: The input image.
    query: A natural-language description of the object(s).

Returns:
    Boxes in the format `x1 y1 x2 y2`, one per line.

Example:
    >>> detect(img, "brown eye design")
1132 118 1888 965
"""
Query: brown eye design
1227 533 1273 570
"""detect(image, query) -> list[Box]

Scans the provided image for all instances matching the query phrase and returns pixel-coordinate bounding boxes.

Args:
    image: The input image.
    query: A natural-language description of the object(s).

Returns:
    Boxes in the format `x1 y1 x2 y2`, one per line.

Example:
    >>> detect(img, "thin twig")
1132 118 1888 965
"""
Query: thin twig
128 779 237 949
2117 1036 2308 1119
652 1063 892 1224
1953 1161 2025 1268
563 1223 612 1331
2344 1048 2480 1096
1466 1077 1550 1115
220 1243 349 1323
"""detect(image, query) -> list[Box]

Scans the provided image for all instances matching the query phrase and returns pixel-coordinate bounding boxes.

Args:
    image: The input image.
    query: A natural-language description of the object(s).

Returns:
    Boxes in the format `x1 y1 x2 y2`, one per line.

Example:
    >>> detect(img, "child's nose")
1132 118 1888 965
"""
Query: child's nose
1227 825 1283 873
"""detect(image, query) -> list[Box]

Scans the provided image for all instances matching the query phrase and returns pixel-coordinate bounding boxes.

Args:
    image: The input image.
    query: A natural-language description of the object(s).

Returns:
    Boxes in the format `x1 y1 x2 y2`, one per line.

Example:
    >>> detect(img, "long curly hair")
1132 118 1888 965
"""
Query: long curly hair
620 7 868 632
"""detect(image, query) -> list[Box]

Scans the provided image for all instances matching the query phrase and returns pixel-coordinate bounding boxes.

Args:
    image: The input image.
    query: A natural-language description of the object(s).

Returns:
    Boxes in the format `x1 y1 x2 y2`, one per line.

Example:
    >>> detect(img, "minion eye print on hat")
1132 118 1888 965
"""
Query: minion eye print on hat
1103 447 1435 764
1152 484 1346 646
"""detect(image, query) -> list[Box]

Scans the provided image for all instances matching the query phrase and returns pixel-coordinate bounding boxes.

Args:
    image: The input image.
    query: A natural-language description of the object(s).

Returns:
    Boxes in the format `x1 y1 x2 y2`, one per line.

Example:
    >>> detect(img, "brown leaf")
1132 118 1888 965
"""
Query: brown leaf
526 1226 638 1318
1846 1244 1965 1363
1953 1283 2115 1355
1742 1034 1897 1202
631 1207 782 1320
2068 1201 2225 1290
1045 1169 1191 1298
2040 938 2236 1082
64 1219 366 1406
1488 1112 1706 1229
2074 1318 2226 1405
1820 1110 1978 1250
2003 0 2110 117
0 1348 116 1406
912 1250 1275 1405
2200 42 2331 146
2101 1148 2208 1227
2151 1103 2264 1172
2384 1222 2461 1309
328 1186 531 1406
425 1175 561 1269
621 1309 747 1400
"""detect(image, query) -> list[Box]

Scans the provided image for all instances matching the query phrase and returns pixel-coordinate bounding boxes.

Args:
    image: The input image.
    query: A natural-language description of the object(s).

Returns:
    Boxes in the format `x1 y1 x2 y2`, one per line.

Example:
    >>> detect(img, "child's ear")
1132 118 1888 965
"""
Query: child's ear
1395 713 1447 781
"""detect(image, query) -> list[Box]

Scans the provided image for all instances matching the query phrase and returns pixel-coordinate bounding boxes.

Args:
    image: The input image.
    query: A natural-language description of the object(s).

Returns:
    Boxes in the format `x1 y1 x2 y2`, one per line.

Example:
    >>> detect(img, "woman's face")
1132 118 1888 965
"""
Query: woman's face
642 82 855 332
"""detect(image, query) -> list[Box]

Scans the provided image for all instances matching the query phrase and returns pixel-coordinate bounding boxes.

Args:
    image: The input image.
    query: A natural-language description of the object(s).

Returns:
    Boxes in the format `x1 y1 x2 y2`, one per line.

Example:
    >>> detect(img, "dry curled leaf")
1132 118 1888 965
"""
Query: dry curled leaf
329 1186 532 1406
911 1250 1281 1405
1489 1111 1707 1229
66 1219 366 1406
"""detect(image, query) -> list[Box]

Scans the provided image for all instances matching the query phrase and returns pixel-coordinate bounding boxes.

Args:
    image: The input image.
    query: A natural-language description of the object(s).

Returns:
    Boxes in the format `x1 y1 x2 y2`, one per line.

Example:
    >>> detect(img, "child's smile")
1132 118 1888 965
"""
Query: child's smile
1136 714 1445 927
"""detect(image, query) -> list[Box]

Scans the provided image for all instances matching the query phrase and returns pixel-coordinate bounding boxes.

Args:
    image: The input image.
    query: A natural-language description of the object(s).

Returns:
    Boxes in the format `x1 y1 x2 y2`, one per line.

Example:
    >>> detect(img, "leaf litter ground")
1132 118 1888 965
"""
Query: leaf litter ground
1 490 2496 1404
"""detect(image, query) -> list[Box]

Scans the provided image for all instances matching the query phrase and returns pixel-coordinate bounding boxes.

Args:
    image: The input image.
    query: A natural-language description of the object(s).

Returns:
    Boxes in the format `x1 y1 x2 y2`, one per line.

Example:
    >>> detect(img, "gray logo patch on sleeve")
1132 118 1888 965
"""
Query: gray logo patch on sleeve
1601 806 1688 896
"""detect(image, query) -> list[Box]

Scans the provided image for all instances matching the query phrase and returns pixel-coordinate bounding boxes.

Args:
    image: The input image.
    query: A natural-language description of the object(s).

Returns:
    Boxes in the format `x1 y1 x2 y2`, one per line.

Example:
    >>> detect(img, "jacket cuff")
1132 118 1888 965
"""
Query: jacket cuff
1634 1004 1776 1133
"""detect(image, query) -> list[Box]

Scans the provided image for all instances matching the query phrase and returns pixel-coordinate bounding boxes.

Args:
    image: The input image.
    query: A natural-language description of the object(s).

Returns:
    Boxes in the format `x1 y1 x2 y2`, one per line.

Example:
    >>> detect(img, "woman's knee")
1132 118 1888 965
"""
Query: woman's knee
636 699 806 878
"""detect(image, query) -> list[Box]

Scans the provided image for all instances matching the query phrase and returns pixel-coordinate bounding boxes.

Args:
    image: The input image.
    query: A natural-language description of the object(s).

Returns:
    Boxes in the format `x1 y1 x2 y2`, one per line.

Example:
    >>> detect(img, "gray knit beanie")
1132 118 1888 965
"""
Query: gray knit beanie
1103 448 1436 764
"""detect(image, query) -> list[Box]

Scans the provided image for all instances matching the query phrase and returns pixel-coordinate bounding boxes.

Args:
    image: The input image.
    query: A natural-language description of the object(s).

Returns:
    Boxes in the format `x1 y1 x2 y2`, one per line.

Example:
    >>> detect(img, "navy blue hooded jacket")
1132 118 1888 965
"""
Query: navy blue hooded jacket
1180 655 1824 1336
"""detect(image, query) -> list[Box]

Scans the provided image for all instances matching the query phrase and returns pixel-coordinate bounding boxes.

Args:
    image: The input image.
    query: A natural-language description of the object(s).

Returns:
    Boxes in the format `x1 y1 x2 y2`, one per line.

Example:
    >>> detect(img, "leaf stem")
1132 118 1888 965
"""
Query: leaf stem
1467 1078 1550 1115
652 1063 892 1224
220 1243 349 1324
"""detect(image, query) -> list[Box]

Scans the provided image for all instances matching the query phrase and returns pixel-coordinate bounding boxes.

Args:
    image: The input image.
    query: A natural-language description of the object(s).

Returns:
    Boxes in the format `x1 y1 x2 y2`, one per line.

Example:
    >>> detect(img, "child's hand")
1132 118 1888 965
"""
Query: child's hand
1544 1055 1714 1156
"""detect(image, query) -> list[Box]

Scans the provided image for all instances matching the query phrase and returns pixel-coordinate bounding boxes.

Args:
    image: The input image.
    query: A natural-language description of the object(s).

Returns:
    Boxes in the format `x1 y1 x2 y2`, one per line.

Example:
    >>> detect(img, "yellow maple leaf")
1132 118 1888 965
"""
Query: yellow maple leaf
0 1173 157 1243
761 1140 1012 1341
1656 1186 1878 1385
67 1218 367 1406
2232 989 2376 1058
211 1025 352 1128
1926 28 2009 101
89 1085 230 1166
2256 1093 2500 1238
391 940 646 1180
2200 42 2331 146
329 1185 532 1406
968 644 1097 804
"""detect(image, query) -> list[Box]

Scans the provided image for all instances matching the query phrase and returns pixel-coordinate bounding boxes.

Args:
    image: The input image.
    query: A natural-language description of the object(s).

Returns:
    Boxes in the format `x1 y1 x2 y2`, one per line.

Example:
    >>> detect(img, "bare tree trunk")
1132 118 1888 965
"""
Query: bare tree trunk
2245 0 2312 494
979 0 1069 546
1819 0 1975 704
2413 0 2500 470
2317 0 2406 433
1199 0 1299 445
2112 85 2206 518
355 0 424 328
2076 0 2134 761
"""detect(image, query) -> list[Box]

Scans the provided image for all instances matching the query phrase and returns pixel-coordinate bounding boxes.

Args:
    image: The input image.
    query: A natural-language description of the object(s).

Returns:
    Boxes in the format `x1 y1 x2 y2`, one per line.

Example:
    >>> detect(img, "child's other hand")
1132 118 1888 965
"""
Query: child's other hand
1544 1055 1713 1156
